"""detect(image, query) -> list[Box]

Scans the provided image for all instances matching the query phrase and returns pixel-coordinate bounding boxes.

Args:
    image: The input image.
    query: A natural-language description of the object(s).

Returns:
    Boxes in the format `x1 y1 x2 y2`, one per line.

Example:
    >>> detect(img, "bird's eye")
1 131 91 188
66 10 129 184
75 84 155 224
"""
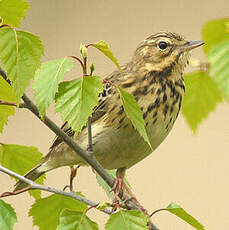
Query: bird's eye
158 41 168 50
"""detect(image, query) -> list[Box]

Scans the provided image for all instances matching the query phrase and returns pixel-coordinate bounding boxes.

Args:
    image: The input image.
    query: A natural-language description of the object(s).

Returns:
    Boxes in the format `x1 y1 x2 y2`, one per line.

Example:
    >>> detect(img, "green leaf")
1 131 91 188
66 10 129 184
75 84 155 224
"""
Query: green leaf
207 40 229 102
166 202 205 230
117 87 151 147
0 75 16 133
0 27 44 101
0 0 29 28
0 144 45 200
202 18 229 54
57 209 98 230
0 199 17 230
92 40 123 75
96 169 131 198
55 76 103 134
33 57 74 116
182 72 223 133
105 210 148 230
96 170 115 198
29 194 87 230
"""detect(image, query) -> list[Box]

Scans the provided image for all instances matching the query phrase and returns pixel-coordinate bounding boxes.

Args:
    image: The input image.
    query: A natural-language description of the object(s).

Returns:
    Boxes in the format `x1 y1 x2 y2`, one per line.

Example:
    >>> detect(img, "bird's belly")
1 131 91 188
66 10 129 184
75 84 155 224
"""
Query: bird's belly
87 118 174 169
45 100 180 171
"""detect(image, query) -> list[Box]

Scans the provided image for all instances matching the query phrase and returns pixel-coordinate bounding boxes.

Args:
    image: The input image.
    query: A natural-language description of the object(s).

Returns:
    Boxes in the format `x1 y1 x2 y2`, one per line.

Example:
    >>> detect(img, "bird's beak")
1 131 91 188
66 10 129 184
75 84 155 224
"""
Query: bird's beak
179 40 205 52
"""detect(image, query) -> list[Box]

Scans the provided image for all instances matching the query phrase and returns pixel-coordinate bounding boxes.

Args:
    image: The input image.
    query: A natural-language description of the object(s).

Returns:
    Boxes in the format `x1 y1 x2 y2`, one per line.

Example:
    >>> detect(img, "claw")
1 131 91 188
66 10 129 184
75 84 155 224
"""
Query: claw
111 168 149 216
111 168 126 205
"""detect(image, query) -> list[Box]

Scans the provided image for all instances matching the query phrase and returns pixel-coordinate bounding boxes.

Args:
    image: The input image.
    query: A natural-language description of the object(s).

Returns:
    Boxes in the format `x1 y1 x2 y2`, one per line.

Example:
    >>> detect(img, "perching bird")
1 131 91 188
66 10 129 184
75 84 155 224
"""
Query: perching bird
14 32 204 192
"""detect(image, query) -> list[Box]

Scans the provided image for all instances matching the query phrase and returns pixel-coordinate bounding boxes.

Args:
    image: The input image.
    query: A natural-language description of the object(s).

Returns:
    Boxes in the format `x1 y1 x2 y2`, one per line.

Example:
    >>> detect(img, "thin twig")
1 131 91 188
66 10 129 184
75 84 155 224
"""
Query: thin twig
150 208 167 217
82 56 93 155
0 100 26 108
85 203 100 213
1 186 32 197
85 43 94 48
82 57 87 76
87 116 93 154
0 164 112 215
69 56 84 70
0 24 14 29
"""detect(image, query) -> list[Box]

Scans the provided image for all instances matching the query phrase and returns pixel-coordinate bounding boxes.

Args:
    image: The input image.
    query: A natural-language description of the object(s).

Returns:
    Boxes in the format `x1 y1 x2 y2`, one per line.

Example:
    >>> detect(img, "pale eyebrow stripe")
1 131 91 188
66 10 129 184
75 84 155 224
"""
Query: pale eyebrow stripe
145 37 172 45
146 32 184 41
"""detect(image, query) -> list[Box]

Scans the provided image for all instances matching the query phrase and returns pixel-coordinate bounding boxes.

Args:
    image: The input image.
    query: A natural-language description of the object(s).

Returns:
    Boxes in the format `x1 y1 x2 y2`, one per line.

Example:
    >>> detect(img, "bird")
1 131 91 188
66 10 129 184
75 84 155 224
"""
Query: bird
14 32 204 193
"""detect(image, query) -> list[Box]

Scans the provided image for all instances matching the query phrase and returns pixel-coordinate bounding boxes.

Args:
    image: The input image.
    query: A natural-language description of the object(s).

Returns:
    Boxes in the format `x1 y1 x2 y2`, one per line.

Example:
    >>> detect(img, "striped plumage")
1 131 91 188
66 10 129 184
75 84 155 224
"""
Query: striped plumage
14 32 204 191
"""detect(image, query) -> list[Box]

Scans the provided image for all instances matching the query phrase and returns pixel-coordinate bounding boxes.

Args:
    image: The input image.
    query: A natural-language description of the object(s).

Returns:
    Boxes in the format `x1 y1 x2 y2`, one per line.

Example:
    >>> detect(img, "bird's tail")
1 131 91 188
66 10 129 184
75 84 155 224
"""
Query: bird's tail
14 164 45 192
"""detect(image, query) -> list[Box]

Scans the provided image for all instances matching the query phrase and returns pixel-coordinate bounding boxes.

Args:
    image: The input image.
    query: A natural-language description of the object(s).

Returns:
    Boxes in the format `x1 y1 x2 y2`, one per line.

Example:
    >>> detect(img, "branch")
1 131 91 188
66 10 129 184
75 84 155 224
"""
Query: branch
0 66 115 191
22 94 115 189
0 65 140 211
22 95 159 230
1 67 160 230
22 95 141 207
0 164 112 215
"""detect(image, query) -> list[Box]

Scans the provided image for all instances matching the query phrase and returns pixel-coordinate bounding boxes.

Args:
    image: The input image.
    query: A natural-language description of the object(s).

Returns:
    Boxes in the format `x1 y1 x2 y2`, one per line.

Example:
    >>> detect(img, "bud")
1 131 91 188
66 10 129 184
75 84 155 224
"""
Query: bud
80 43 88 58
90 63 95 75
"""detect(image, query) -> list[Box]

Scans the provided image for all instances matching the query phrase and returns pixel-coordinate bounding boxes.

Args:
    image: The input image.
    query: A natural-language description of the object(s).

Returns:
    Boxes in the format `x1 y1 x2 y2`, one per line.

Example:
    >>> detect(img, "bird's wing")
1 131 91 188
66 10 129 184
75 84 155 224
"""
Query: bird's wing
49 69 123 150
49 121 75 149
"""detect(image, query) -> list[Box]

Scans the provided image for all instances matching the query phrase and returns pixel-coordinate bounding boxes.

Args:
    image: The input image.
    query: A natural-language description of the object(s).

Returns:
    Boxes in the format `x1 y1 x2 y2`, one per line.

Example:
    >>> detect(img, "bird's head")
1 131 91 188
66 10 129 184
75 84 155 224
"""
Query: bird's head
132 32 204 74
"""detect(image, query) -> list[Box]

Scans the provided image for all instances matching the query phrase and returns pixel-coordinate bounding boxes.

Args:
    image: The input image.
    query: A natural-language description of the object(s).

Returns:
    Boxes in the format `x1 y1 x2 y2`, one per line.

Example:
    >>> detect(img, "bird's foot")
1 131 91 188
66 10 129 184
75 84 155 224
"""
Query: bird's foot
111 168 151 219
112 175 126 203
111 167 127 206
63 165 80 192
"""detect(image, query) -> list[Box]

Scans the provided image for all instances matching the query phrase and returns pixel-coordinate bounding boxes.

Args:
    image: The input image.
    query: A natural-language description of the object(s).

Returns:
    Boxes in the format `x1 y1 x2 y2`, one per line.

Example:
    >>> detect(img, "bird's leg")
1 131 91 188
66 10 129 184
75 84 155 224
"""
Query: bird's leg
69 166 79 191
63 165 80 192
112 167 127 204
114 176 151 228
112 168 149 215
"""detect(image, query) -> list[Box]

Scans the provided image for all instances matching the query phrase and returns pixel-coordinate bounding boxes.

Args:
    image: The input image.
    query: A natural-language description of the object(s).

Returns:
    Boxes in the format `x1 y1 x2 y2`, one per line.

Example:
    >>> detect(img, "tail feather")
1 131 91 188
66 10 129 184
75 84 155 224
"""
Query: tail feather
14 165 45 192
